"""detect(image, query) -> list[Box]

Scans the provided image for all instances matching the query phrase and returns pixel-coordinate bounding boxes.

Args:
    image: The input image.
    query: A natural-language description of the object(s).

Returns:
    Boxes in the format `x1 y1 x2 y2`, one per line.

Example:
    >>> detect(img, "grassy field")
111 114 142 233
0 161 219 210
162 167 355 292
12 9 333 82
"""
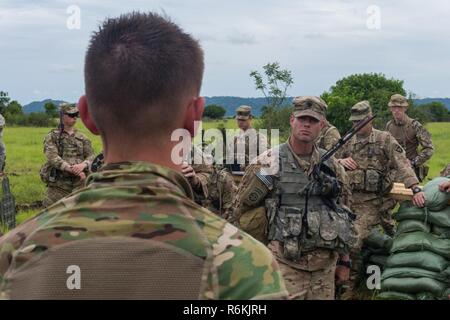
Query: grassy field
1 120 450 228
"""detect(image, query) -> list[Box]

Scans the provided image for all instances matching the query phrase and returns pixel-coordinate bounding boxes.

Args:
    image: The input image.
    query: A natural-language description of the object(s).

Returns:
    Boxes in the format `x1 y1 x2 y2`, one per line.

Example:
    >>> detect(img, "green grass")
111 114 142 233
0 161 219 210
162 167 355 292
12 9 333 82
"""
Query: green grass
1 120 449 231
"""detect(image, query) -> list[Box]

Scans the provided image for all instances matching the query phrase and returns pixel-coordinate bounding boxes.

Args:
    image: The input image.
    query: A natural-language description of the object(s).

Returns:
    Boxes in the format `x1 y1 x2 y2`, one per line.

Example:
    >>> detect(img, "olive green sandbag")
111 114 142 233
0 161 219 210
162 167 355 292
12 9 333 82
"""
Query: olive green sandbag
381 277 447 296
423 177 450 211
386 251 448 272
390 231 450 259
381 267 448 282
396 219 431 234
364 229 393 251
416 292 436 300
395 202 450 228
432 225 450 238
377 291 415 300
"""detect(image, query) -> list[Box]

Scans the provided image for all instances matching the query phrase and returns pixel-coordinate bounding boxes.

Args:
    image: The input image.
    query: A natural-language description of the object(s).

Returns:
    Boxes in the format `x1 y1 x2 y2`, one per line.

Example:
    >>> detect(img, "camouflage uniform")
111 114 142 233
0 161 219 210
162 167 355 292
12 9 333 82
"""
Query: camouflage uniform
336 101 419 298
316 121 341 151
40 104 94 207
386 94 434 182
227 105 268 172
0 114 5 171
441 163 450 177
230 97 357 300
0 161 287 299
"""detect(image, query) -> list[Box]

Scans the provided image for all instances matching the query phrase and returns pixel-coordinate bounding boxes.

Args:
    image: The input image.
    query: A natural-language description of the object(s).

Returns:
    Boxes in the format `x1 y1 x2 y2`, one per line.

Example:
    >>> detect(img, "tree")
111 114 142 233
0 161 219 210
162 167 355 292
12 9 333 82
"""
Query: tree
321 73 408 133
416 101 450 122
250 62 294 109
44 102 59 118
203 104 226 119
0 91 11 115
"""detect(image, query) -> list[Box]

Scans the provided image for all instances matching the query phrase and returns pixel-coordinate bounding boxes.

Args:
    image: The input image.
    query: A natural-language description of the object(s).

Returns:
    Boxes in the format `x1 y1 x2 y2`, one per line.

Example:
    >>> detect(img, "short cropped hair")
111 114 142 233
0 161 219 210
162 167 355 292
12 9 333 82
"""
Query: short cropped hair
84 12 204 137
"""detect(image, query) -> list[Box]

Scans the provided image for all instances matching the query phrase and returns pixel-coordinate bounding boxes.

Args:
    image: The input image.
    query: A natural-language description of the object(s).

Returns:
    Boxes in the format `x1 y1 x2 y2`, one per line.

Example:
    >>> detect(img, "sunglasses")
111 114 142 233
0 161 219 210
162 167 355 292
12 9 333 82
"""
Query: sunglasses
65 113 79 118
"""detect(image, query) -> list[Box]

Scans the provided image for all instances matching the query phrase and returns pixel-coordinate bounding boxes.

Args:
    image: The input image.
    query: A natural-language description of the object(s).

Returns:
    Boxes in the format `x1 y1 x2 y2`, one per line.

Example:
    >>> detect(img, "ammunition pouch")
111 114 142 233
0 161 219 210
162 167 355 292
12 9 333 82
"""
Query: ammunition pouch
39 163 58 184
350 169 392 195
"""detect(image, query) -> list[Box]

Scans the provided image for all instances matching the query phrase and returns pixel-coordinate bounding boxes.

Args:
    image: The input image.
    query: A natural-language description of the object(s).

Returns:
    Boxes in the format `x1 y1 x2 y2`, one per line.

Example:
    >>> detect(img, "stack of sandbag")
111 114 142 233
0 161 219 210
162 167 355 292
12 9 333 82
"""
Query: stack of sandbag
361 228 393 273
378 177 450 300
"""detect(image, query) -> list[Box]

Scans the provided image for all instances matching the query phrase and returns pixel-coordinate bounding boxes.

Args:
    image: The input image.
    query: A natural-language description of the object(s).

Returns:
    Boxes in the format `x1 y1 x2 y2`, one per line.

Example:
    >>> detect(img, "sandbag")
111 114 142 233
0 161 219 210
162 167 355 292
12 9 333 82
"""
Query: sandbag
381 267 448 282
394 202 425 222
364 229 393 251
381 277 447 296
423 177 450 211
386 251 448 272
432 225 450 239
390 231 450 259
396 219 430 234
428 207 450 228
416 292 436 300
377 291 415 300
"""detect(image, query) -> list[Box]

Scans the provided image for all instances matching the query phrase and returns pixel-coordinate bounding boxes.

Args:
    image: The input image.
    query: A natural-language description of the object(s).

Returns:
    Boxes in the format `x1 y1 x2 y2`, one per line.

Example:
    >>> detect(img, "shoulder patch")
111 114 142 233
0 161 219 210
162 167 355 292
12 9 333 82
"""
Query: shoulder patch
255 170 274 190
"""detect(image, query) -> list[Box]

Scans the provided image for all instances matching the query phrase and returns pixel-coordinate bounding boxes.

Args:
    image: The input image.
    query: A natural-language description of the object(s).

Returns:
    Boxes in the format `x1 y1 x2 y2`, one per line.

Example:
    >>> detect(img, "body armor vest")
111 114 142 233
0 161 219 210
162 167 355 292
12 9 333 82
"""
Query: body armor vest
387 116 418 161
346 129 392 194
266 144 357 261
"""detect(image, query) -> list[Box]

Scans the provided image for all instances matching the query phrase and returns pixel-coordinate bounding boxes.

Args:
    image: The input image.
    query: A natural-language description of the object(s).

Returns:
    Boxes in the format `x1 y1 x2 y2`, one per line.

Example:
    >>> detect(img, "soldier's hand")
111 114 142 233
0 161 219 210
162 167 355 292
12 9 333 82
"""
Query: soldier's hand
412 191 426 208
78 172 87 180
439 181 450 193
71 163 87 175
339 157 358 171
181 162 200 187
335 265 350 285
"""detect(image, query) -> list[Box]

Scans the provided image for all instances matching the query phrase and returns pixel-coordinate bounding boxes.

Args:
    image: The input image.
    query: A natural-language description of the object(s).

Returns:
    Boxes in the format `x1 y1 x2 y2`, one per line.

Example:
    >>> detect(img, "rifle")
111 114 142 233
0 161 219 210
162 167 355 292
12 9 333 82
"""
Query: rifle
48 111 65 183
303 114 377 231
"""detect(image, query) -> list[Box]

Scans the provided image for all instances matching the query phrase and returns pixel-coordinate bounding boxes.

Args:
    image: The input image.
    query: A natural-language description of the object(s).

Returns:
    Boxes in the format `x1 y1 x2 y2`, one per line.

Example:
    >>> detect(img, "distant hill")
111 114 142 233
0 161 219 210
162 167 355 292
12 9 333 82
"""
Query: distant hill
21 97 450 116
414 98 450 111
22 99 68 114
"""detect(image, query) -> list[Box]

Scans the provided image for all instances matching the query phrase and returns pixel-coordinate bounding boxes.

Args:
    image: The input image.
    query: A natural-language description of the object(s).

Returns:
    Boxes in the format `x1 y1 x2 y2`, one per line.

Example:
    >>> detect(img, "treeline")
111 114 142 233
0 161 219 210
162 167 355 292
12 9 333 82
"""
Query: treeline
0 92 57 127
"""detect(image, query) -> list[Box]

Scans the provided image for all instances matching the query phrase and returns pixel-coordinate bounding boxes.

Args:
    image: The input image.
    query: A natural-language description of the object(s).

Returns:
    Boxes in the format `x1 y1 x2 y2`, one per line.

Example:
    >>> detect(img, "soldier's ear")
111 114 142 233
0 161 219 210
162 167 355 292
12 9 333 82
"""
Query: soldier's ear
78 95 100 135
183 96 205 136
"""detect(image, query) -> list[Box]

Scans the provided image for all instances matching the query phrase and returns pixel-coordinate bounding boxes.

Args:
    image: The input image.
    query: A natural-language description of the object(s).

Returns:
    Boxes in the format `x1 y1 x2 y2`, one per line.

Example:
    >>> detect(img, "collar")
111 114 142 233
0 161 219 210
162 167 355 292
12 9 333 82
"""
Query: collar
86 161 194 200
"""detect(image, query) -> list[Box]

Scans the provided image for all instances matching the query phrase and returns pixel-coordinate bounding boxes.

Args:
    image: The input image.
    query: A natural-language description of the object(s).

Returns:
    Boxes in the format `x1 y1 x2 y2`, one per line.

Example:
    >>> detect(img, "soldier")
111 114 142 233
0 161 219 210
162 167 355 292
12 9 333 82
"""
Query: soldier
39 103 95 208
0 114 5 174
336 100 425 298
386 94 434 182
0 12 287 299
230 96 357 300
314 98 341 151
227 105 268 172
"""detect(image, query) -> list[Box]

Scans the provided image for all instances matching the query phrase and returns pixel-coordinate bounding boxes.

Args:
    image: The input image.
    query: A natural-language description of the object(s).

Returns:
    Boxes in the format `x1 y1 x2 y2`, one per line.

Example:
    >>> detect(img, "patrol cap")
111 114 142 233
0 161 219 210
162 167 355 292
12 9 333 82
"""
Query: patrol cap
60 103 78 115
236 105 252 120
349 100 372 121
292 96 327 120
388 94 409 108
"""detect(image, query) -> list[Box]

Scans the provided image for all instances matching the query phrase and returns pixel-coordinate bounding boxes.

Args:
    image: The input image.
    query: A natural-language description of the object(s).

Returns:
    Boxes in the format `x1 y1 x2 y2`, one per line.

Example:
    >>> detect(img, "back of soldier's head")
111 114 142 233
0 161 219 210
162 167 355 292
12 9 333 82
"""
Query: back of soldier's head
84 12 204 139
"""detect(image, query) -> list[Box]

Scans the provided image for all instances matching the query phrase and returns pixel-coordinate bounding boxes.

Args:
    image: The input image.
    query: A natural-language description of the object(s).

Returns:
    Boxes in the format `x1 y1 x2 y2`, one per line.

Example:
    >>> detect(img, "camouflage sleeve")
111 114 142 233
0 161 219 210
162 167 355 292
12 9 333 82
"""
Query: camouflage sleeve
82 137 95 166
220 172 238 217
214 223 287 299
322 127 341 151
441 163 450 177
43 132 69 170
329 156 352 208
0 139 5 171
412 121 434 166
192 164 213 199
386 133 419 188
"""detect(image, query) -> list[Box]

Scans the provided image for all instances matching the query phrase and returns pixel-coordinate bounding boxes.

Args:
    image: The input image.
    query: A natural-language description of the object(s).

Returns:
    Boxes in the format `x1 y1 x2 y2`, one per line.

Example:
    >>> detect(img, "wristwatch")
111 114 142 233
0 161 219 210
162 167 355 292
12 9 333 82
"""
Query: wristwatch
337 260 352 268
412 186 422 194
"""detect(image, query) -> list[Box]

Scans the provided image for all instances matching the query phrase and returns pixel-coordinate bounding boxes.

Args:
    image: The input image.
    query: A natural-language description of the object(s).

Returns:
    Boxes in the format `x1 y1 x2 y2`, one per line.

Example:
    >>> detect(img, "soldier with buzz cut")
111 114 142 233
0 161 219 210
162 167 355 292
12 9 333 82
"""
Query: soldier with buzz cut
40 103 94 207
0 12 287 300
230 96 357 300
386 94 434 182
336 100 426 299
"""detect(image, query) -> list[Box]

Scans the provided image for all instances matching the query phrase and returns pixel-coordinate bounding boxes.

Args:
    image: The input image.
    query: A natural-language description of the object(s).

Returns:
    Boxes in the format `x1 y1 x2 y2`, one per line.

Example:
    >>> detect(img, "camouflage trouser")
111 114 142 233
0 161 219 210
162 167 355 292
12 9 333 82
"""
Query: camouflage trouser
277 249 338 300
42 186 72 208
340 195 395 299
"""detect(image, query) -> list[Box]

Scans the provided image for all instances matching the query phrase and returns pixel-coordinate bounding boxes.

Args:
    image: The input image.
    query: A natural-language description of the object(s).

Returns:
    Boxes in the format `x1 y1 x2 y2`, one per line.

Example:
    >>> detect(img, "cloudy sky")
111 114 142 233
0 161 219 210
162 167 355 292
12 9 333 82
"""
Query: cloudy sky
1 0 449 105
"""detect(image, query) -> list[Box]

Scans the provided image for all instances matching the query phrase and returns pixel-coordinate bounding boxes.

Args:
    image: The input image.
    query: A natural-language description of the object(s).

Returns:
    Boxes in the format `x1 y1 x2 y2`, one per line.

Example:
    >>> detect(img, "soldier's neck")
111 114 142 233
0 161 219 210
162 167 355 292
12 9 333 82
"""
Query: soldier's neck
64 125 75 135
288 136 313 156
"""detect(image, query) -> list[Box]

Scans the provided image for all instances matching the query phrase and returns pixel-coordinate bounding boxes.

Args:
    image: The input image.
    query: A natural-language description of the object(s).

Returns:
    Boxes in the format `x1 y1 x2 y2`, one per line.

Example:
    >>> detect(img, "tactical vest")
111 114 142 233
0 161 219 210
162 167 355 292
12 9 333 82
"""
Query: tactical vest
387 116 419 161
266 144 357 261
346 129 393 194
